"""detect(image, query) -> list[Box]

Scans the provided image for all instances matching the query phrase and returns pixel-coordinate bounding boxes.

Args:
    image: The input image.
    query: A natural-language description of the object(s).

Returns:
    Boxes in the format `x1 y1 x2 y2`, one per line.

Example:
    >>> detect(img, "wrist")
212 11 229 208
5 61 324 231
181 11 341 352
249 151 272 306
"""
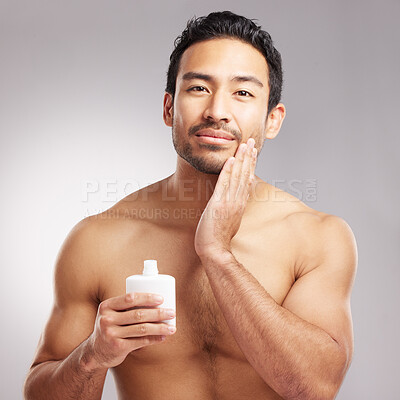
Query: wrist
79 336 107 374
198 247 235 266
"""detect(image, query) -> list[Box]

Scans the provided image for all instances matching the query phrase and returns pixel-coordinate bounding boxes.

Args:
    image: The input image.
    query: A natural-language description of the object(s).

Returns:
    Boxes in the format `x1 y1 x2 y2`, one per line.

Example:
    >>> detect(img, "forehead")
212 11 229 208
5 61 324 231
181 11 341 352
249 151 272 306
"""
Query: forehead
177 38 269 85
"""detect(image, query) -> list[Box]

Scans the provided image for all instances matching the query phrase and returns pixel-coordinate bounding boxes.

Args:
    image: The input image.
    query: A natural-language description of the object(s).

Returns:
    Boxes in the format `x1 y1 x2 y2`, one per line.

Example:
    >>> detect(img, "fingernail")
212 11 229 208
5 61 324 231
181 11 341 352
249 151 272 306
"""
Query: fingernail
168 326 176 333
166 309 175 318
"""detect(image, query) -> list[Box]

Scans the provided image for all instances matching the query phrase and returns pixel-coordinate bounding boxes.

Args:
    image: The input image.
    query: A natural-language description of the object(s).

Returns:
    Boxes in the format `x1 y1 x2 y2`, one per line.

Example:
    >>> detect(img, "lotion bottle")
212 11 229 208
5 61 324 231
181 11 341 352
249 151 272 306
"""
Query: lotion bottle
126 260 176 326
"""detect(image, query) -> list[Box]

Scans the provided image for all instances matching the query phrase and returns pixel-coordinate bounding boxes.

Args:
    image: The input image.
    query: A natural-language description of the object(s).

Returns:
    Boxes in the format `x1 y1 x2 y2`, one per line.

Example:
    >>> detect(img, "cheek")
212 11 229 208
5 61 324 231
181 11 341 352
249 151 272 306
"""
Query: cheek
235 104 266 130
235 107 267 147
174 97 204 126
172 102 185 127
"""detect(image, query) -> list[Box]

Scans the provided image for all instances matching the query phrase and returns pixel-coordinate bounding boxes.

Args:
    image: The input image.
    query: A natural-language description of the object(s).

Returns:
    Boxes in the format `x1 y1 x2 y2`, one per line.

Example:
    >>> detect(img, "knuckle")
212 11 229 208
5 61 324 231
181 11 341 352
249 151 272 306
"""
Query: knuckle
138 324 147 335
98 301 108 314
99 315 111 329
126 292 135 303
232 174 240 183
146 293 153 303
103 325 114 339
135 310 143 322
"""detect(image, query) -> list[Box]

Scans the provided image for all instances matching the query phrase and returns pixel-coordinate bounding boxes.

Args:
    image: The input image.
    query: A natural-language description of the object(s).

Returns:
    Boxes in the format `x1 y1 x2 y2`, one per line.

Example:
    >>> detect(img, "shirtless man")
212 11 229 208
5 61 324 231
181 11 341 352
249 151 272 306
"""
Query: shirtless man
24 11 357 400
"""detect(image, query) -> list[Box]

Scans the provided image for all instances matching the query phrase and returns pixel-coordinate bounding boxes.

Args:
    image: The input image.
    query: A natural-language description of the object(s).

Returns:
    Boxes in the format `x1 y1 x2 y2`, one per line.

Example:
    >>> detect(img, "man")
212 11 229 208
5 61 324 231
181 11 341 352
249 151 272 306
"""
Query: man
24 11 357 400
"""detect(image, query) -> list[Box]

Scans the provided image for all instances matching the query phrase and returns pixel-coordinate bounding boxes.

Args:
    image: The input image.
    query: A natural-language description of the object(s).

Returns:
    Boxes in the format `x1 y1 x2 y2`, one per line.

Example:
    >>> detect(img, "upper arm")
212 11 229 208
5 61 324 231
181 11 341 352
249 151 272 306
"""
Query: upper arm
282 215 358 370
31 218 102 367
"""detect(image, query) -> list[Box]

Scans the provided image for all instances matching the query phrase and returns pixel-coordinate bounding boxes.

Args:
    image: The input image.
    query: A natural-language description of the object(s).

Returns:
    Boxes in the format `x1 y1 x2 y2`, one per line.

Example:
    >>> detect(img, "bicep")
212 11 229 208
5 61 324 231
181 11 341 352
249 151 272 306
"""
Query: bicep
33 300 97 365
282 216 357 367
31 218 101 366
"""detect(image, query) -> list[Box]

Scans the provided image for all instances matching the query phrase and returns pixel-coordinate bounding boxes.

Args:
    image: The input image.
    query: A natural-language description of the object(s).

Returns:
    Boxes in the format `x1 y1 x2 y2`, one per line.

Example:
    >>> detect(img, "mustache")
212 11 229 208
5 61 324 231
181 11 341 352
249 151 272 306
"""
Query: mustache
188 122 242 141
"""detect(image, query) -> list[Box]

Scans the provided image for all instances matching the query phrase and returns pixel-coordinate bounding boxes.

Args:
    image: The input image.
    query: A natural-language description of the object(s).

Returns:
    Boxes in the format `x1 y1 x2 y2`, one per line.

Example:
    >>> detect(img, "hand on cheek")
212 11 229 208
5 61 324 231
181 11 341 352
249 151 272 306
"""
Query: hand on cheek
194 138 257 259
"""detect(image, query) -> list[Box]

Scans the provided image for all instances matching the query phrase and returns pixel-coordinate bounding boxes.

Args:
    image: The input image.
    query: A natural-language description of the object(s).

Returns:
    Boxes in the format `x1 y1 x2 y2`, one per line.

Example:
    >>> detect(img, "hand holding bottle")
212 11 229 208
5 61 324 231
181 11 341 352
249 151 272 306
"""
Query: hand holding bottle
86 292 176 370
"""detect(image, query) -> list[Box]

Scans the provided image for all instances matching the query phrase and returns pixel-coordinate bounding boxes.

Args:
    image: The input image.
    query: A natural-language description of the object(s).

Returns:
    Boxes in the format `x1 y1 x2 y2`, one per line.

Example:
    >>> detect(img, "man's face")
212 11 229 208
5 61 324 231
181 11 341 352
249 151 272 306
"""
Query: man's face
165 38 271 175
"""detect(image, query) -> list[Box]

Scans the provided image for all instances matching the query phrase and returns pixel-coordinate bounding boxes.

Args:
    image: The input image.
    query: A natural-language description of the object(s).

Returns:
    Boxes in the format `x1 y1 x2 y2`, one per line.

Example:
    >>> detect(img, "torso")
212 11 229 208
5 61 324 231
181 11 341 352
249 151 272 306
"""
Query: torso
91 177 322 399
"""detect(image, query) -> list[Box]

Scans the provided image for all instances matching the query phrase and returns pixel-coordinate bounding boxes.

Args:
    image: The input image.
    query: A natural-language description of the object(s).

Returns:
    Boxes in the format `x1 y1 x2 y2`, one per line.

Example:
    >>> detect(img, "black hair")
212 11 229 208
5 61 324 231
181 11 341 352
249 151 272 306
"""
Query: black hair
166 11 283 114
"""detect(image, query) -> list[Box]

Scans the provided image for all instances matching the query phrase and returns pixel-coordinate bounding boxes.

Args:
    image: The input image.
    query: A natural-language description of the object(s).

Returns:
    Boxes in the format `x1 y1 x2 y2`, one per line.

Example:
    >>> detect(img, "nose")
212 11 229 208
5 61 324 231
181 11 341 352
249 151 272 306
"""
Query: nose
202 91 232 123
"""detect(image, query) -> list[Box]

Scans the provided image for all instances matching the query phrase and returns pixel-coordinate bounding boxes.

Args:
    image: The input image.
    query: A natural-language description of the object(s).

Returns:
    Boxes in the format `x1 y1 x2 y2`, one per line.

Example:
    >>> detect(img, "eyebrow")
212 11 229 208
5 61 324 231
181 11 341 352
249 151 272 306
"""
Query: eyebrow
182 72 264 88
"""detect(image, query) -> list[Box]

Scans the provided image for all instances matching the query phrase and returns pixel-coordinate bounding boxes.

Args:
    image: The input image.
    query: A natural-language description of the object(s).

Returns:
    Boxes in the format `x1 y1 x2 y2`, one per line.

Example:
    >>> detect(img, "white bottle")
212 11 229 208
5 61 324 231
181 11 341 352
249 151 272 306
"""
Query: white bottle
126 260 176 326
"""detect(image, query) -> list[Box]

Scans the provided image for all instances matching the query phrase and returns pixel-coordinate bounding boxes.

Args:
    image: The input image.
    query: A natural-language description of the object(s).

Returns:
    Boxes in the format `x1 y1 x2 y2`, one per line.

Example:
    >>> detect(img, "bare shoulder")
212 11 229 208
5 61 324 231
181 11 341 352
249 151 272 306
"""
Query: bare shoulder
254 182 357 280
53 214 117 305
59 179 171 287
282 196 358 282
54 208 142 297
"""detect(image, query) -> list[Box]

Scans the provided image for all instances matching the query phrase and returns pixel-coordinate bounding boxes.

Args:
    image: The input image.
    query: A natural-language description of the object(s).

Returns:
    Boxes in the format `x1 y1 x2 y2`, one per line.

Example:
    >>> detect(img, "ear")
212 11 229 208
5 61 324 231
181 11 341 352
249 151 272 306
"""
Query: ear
163 92 174 127
265 103 286 140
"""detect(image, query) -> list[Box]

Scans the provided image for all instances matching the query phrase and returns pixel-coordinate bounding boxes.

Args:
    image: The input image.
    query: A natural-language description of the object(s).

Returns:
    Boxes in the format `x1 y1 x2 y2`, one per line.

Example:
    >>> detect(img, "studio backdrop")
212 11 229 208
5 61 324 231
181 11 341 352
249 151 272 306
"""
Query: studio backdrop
0 0 398 399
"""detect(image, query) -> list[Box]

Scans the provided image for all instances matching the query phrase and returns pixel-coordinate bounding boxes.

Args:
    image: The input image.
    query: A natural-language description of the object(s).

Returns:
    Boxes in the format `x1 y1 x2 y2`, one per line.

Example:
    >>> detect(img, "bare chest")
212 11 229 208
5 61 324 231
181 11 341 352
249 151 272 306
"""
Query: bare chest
101 223 295 363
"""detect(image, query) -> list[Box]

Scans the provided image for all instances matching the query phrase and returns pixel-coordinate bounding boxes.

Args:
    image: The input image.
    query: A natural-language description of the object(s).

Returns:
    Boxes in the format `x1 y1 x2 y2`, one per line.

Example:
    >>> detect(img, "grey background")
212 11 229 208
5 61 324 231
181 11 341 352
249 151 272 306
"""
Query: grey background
1 0 399 398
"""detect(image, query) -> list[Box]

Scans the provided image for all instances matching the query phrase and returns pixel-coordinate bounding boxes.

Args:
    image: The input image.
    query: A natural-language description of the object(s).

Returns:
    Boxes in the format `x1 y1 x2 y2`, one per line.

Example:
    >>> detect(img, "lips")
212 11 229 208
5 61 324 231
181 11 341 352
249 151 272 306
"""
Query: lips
195 129 235 141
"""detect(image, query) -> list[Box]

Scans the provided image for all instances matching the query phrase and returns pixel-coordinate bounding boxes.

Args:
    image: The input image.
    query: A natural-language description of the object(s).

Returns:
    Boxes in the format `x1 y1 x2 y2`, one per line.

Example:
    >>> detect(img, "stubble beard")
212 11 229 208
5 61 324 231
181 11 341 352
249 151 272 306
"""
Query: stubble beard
171 120 265 175
172 123 231 175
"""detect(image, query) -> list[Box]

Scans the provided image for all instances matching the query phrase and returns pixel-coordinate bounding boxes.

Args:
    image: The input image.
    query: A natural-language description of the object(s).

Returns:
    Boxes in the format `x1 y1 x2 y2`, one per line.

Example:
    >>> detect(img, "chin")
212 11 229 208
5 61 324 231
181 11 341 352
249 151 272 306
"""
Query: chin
193 163 223 175
174 138 231 175
181 153 223 175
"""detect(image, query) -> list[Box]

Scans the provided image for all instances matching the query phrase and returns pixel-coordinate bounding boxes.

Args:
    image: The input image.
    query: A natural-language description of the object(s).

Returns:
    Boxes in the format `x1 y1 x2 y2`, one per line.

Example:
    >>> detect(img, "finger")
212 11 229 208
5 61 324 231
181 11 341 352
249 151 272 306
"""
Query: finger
237 139 255 199
127 335 167 350
119 322 176 339
212 156 235 201
113 307 175 325
102 292 164 312
229 143 247 201
251 146 257 180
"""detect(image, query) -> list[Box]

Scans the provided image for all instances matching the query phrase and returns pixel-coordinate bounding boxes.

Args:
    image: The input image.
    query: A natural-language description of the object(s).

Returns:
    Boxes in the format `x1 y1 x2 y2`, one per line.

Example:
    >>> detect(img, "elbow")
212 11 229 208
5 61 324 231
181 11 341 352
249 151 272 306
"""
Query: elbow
23 370 35 400
286 359 348 400
23 363 48 400
284 382 339 400
277 374 339 400
312 366 349 399
314 382 342 400
309 341 350 400
308 365 348 399
313 382 341 400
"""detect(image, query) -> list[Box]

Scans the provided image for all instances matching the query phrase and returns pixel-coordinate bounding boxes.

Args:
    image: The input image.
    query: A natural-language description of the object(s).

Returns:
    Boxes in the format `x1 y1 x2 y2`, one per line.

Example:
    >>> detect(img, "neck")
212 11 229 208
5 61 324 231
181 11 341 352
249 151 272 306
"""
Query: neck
167 157 219 212
165 156 263 214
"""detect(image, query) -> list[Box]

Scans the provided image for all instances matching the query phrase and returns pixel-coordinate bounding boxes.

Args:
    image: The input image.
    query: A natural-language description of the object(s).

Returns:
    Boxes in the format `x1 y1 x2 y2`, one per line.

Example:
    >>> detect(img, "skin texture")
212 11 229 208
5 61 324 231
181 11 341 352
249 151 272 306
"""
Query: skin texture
24 39 357 400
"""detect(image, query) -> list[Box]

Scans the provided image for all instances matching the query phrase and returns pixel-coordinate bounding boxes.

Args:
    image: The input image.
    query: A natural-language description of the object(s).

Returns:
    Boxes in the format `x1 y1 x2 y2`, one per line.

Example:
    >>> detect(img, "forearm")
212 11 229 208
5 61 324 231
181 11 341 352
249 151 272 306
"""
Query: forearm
24 338 108 400
201 251 344 400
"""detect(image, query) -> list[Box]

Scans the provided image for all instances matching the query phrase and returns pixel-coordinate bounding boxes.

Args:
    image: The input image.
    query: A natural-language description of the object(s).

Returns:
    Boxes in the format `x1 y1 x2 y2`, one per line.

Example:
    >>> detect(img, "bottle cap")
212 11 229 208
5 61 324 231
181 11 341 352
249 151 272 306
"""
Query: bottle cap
143 259 159 276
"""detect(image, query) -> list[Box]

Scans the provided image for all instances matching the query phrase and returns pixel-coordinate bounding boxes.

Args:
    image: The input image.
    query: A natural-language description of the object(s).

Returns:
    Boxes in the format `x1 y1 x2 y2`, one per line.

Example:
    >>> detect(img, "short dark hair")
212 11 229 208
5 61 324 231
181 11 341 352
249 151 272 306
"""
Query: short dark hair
166 11 283 114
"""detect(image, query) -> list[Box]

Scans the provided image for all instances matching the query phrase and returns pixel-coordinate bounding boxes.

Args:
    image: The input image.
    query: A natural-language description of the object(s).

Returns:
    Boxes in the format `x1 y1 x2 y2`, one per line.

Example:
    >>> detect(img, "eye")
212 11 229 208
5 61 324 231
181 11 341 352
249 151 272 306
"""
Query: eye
188 86 207 92
236 90 253 97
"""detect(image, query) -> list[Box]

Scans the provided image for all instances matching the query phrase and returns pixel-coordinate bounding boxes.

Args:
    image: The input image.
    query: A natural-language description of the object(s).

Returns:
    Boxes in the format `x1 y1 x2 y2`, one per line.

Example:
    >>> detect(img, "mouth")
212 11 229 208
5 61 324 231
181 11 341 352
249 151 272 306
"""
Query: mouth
194 129 236 144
